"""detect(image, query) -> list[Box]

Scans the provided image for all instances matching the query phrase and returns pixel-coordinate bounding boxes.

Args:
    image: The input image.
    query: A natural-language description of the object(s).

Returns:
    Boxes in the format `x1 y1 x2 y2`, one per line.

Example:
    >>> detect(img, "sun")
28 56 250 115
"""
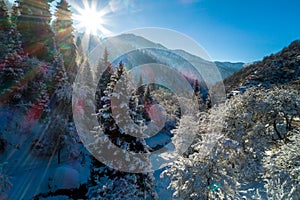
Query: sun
77 8 102 35
73 3 110 36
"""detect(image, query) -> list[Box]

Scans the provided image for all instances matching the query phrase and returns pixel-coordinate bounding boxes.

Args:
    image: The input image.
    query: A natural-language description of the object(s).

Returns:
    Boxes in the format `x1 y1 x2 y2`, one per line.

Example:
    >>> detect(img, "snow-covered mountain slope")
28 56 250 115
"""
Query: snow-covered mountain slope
111 48 208 89
81 33 244 84
214 61 245 78
173 49 244 79
224 40 300 92
87 33 166 63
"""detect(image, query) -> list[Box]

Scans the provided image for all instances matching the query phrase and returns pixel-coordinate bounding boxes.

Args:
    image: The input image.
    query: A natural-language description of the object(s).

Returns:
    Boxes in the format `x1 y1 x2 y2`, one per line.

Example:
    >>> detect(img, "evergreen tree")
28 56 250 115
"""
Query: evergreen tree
75 36 84 65
53 0 77 83
103 47 109 67
17 0 55 62
117 60 125 78
6 2 24 61
96 47 112 79
0 0 9 30
94 47 113 109
0 0 27 104
96 48 113 94
30 53 77 160
10 1 20 24
135 75 145 103
79 56 94 88
88 61 158 199
141 84 153 122
193 79 206 110
193 79 200 94
143 83 152 103
0 0 10 61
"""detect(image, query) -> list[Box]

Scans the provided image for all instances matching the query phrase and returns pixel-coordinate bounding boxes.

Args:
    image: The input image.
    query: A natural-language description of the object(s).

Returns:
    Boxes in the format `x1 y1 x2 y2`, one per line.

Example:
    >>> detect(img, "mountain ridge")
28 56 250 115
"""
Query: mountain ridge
78 33 244 82
223 40 300 92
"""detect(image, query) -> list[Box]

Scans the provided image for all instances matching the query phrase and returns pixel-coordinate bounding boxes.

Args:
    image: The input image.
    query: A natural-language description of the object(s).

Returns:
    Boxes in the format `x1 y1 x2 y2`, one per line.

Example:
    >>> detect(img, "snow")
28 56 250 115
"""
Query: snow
154 168 173 199
145 132 172 150
53 166 80 189
0 108 91 199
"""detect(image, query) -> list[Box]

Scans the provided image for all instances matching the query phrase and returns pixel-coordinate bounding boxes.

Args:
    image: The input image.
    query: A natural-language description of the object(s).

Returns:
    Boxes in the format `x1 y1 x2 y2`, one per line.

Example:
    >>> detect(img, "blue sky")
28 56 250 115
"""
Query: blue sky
9 0 300 62
88 0 300 62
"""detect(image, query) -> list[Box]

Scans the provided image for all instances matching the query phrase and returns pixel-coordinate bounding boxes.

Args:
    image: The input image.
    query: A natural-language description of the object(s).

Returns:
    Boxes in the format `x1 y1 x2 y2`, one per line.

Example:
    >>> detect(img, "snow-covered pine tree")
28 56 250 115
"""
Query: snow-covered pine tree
87 61 157 199
0 0 10 61
50 0 81 159
17 0 55 62
30 43 81 161
142 83 153 122
53 0 78 84
135 75 145 102
75 37 84 65
95 47 113 110
0 0 27 104
103 47 109 67
193 79 206 111
193 79 200 95
80 56 94 88
0 0 13 98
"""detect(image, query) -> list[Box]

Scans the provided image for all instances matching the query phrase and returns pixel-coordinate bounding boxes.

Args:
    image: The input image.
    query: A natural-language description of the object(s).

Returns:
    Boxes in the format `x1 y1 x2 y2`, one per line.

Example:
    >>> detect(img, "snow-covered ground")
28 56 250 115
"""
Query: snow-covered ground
0 108 91 199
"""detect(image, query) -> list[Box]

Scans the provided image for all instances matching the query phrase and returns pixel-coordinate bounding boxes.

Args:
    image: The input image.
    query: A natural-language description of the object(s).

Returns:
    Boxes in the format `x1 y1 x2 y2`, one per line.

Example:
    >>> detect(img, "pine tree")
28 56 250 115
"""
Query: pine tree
143 83 152 103
193 79 205 110
0 0 10 61
95 49 113 111
8 4 22 52
193 79 200 94
79 56 94 88
0 0 28 104
95 47 112 83
53 0 77 83
141 84 152 122
0 0 9 30
117 60 125 78
103 47 109 68
97 48 113 94
88 61 158 199
17 0 55 62
75 37 84 65
10 1 19 24
135 75 145 102
30 53 77 160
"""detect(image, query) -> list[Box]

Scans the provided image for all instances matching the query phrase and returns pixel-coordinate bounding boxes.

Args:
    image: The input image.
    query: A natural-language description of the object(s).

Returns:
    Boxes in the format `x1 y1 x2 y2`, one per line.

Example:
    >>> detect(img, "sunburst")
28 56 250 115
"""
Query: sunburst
73 1 111 36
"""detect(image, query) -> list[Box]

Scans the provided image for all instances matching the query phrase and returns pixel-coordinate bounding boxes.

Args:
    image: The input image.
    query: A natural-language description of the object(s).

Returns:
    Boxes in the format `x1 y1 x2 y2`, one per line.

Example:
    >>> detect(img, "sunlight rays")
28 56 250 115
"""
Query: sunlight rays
72 0 111 36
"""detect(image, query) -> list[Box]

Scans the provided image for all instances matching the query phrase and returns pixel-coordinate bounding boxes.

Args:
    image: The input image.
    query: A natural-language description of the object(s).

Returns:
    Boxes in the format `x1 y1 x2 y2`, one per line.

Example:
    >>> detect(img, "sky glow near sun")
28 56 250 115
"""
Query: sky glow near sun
73 1 111 36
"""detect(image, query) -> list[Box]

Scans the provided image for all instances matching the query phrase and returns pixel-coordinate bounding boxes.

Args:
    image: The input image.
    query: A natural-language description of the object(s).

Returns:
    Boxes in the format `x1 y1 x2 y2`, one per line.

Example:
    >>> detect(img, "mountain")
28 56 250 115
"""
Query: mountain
88 34 167 62
80 33 244 85
214 61 245 78
224 40 300 92
110 48 208 90
173 49 244 79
